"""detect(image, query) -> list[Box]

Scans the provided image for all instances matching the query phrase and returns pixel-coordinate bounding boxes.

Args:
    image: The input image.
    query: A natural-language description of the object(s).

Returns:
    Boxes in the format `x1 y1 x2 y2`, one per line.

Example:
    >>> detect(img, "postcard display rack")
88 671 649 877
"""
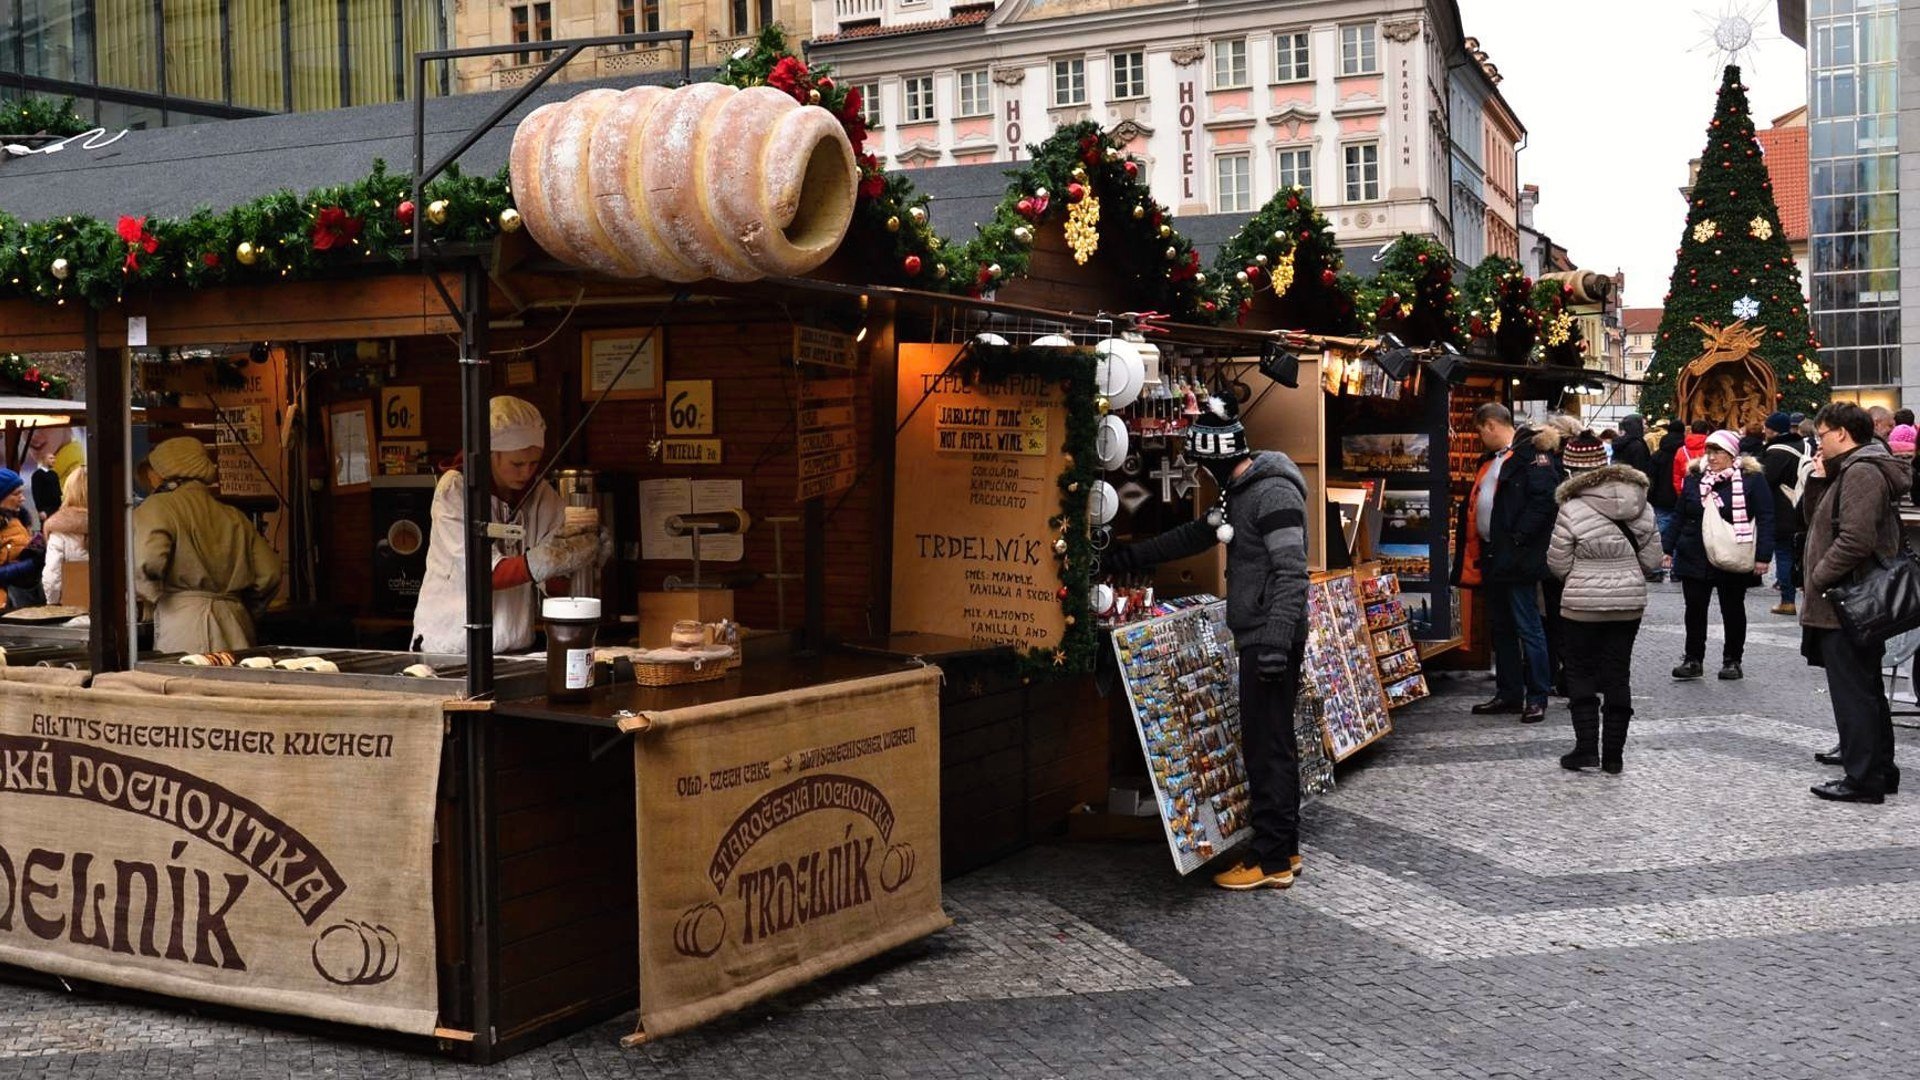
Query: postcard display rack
1358 572 1431 709
1325 379 1453 643
1302 571 1395 761
1112 598 1336 874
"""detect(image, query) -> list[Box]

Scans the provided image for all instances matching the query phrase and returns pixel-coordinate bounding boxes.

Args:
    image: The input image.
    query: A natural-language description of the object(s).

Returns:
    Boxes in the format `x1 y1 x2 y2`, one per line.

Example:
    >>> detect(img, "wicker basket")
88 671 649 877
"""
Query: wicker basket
633 658 731 687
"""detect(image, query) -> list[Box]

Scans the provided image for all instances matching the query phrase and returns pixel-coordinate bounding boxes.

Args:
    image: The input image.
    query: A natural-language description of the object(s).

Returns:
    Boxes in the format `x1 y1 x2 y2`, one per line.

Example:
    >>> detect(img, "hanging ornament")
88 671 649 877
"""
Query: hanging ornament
1747 216 1773 240
1255 253 1269 267
1691 218 1718 243
1272 248 1296 296
1034 187 1050 200
1065 192 1101 264
903 254 922 276
396 200 416 225
1013 225 1033 244
1066 182 1087 203
1159 224 1172 239
886 215 901 232
49 258 68 280
1546 310 1574 347
1132 204 1146 220
236 241 259 266
909 205 927 225
1165 247 1178 260
1489 308 1503 334
1320 268 1336 287
1070 166 1088 183
934 263 948 280
499 207 523 232
426 199 449 226
1731 295 1759 320
1236 271 1249 285
1054 538 1069 555
1123 160 1138 178
1096 396 1111 415
1104 146 1120 163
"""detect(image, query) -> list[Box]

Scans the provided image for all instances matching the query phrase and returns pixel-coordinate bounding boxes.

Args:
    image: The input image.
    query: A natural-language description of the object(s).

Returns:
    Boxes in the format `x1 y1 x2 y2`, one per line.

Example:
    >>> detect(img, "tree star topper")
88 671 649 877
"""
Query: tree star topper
1693 2 1774 69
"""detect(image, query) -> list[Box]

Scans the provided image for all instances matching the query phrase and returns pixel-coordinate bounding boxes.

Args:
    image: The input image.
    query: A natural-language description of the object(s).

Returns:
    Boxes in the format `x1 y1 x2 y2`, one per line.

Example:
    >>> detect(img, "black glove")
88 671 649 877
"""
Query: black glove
1255 648 1291 684
1100 544 1141 577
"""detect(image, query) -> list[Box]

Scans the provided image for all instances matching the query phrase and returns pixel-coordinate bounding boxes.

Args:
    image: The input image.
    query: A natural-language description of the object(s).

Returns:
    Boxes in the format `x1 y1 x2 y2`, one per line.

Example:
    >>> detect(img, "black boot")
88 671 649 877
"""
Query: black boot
1561 704 1599 770
1601 708 1632 774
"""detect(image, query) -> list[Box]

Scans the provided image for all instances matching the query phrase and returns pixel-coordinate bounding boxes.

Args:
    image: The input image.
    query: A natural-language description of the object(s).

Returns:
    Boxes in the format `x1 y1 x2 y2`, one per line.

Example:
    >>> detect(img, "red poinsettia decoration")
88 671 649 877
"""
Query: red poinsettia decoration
768 57 811 104
311 206 363 252
1077 134 1101 166
1169 249 1201 283
857 153 884 200
116 215 158 271
201 251 221 269
23 366 39 383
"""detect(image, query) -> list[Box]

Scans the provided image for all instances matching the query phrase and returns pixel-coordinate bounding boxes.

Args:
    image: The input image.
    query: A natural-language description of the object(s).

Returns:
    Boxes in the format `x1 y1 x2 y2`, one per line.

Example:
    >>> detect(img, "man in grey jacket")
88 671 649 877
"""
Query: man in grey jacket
1103 394 1311 890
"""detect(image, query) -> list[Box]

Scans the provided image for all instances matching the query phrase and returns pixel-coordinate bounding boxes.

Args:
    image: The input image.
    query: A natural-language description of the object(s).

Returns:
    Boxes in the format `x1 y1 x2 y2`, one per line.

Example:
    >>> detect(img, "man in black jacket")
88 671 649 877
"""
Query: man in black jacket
1103 394 1311 891
1450 403 1560 723
1611 414 1654 488
1759 410 1806 616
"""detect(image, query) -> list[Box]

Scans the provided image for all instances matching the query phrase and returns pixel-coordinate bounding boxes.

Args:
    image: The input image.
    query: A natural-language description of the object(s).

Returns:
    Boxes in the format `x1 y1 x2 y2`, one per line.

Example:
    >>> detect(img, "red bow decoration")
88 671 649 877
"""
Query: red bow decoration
311 206 363 252
117 215 158 271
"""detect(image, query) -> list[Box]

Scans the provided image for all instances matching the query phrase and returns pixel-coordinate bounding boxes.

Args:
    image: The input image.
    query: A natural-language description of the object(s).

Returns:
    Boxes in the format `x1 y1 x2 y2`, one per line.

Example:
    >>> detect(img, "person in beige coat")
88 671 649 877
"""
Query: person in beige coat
133 437 283 652
1546 434 1664 774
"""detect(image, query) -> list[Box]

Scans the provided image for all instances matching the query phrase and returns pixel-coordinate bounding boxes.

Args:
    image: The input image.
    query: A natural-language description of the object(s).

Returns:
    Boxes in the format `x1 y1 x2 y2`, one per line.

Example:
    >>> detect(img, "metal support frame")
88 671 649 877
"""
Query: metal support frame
408 30 693 261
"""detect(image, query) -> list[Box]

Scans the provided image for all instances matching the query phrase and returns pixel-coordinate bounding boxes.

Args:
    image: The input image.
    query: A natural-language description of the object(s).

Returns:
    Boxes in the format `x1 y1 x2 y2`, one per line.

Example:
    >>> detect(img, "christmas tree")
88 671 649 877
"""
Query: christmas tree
1640 65 1824 422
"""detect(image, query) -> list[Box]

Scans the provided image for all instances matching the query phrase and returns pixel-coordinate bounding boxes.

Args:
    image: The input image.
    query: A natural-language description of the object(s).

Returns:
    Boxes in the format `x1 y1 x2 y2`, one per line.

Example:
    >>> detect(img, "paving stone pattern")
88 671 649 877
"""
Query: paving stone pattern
6 586 1920 1078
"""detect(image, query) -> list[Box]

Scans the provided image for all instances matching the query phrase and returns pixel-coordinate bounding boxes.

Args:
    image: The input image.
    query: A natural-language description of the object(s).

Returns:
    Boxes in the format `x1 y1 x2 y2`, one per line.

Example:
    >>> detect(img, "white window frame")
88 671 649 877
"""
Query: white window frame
1215 151 1252 213
1343 141 1380 202
955 69 991 118
1276 146 1312 201
1340 23 1378 75
1212 37 1248 89
854 82 881 127
1052 57 1087 107
903 74 935 123
1273 30 1310 83
1110 50 1146 100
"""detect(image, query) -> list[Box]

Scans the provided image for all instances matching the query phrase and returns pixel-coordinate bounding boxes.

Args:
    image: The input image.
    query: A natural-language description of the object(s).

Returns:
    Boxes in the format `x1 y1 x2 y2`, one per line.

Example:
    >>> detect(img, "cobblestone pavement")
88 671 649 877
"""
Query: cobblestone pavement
7 584 1920 1078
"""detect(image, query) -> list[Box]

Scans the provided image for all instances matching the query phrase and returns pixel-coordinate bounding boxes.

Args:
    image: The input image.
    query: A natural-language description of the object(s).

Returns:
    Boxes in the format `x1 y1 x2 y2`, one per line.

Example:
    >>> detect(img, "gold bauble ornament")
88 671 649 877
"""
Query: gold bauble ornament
498 207 523 232
886 215 901 232
1193 272 1206 285
1236 271 1249 284
1273 230 1286 243
236 241 259 266
1158 225 1172 239
1071 166 1088 182
1013 226 1033 243
1096 396 1111 415
426 199 449 226
934 264 948 279
1104 147 1120 162
1255 254 1269 266
1132 204 1145 220
1165 247 1177 260
807 88 821 104
49 258 68 280
1054 538 1070 555
908 206 927 225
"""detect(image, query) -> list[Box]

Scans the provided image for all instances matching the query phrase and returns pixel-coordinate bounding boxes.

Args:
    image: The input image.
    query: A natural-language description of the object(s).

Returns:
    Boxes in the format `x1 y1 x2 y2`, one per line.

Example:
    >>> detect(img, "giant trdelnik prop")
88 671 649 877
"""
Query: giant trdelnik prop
510 84 858 282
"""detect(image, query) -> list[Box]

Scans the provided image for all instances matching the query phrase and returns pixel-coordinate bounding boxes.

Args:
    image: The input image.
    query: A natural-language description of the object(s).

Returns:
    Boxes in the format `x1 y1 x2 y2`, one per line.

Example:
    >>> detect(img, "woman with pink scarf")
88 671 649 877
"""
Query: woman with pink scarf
1661 428 1776 681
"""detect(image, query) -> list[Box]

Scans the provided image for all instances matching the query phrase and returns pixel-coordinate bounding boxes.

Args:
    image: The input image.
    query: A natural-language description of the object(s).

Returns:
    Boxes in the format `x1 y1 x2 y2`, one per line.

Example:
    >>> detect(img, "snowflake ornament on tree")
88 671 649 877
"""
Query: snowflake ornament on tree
1732 295 1760 320
1692 219 1719 243
1748 216 1773 241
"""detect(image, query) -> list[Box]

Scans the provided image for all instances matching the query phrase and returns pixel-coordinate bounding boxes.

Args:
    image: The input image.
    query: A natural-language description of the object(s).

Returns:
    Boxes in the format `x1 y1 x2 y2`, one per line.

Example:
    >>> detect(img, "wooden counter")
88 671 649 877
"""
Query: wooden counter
491 651 921 727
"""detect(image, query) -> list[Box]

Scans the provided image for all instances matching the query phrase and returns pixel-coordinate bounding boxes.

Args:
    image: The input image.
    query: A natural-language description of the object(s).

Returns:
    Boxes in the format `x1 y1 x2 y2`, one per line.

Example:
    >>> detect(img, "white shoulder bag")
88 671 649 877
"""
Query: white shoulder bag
1699 481 1756 573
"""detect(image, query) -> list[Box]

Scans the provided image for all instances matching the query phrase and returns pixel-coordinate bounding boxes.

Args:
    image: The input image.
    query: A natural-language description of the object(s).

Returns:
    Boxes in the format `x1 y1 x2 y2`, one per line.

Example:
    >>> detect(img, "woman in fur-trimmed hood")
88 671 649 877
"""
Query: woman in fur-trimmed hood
1660 428 1776 682
1548 445 1664 773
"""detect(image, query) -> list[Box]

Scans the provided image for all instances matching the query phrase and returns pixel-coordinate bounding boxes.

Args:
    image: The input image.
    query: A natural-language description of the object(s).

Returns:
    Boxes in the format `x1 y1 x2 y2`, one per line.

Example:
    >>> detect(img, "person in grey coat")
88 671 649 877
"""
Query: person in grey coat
1103 393 1310 891
1546 438 1664 773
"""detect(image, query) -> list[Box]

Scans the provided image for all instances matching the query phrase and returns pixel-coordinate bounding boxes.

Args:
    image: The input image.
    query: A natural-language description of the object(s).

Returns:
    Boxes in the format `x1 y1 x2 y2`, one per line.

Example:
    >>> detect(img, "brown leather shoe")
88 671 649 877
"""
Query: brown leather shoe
1211 862 1294 890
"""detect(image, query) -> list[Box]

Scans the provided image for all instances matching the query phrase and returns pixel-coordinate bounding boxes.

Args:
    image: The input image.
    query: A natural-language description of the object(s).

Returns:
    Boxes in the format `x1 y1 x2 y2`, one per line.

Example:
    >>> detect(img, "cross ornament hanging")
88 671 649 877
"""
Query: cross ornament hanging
1150 453 1201 502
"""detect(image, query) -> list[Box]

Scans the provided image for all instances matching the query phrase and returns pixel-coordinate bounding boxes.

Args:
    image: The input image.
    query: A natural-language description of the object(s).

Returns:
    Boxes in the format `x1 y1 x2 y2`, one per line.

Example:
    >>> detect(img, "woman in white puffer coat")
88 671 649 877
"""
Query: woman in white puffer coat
1546 432 1664 775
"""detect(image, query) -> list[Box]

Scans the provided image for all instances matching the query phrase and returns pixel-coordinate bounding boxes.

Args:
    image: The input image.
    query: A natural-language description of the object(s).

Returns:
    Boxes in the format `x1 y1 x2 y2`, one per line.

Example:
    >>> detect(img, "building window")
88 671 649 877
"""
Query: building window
1276 147 1312 201
1273 31 1310 82
1212 38 1248 89
1111 50 1145 99
956 69 990 117
854 81 881 127
1216 153 1251 213
1052 57 1086 106
903 74 935 123
1340 24 1378 75
1343 142 1379 201
511 3 552 64
617 0 661 40
730 0 773 36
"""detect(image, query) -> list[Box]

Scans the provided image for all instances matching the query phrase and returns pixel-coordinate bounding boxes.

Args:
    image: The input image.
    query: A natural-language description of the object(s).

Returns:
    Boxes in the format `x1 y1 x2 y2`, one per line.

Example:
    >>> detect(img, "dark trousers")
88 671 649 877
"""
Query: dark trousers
1680 577 1748 664
1563 618 1640 758
1541 578 1567 692
1816 627 1900 793
1238 640 1305 868
1486 581 1551 706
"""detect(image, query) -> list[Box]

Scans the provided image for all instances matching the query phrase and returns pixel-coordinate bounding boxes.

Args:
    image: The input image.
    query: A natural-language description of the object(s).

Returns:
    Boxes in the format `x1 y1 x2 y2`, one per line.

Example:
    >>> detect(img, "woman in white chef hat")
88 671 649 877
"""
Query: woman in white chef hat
412 395 605 655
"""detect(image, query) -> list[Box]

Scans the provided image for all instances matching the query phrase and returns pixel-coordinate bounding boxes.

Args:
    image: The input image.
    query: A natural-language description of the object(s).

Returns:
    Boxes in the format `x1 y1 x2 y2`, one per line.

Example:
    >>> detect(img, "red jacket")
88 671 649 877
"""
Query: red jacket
1672 433 1706 498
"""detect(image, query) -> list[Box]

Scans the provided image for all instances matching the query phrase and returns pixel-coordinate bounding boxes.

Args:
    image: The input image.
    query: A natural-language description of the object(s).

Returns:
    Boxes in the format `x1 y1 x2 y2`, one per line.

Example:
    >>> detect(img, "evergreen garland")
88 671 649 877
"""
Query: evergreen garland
1642 65 1824 419
0 96 89 138
1531 277 1586 366
1353 233 1458 345
1454 255 1538 363
951 342 1100 678
0 353 71 398
1212 186 1359 332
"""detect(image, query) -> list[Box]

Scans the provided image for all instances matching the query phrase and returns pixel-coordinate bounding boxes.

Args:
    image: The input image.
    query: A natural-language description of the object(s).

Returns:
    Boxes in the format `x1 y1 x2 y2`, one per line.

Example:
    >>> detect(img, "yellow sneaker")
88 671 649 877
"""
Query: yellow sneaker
1289 854 1303 877
1212 862 1294 890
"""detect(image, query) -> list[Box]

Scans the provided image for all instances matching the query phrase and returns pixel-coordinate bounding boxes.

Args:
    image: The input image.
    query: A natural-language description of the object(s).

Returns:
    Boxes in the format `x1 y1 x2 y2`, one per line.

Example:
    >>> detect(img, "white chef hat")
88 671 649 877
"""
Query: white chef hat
490 395 547 453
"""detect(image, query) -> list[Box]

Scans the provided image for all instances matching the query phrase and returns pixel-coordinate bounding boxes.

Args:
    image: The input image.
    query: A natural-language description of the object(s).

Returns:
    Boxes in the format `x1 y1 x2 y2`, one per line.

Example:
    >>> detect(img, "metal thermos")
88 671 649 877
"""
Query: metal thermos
553 469 608 604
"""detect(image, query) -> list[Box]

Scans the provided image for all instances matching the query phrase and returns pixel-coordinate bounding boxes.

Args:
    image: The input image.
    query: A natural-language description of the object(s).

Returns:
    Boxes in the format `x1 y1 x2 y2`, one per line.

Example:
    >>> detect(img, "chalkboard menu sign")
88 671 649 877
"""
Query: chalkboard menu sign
891 344 1068 650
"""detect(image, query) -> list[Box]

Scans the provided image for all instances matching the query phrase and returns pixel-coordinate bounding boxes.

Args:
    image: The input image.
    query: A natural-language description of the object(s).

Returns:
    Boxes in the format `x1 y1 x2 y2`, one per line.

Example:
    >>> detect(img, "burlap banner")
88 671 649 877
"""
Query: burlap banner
0 674 444 1034
629 666 948 1041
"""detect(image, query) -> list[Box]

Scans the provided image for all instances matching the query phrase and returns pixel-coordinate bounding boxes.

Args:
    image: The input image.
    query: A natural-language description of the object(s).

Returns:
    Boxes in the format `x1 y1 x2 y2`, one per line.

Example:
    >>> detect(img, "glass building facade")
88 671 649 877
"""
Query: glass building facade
0 0 446 128
1806 0 1900 392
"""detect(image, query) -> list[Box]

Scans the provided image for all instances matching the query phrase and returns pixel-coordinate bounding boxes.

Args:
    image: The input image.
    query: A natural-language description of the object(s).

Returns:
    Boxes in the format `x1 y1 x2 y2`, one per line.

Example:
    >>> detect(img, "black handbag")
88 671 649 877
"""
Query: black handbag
1824 465 1920 646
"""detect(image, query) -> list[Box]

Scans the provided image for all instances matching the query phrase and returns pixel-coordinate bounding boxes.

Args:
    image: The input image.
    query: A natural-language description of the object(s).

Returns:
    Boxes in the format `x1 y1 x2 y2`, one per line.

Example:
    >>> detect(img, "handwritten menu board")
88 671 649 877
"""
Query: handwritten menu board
891 343 1067 649
796 372 858 501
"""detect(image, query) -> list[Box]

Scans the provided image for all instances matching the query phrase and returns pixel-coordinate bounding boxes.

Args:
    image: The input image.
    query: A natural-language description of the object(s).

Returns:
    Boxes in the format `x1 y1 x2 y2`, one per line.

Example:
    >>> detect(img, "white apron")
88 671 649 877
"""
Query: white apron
411 469 566 655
